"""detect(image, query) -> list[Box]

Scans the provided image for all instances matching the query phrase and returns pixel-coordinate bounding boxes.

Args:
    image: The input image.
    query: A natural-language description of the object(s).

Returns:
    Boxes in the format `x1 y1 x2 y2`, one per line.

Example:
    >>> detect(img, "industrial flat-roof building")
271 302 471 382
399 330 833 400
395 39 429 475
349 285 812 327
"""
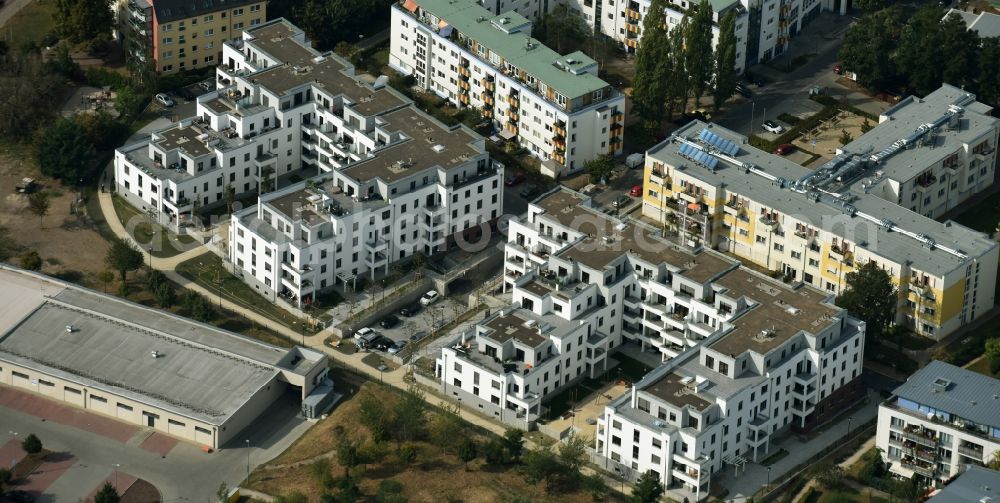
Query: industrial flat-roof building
876 361 1000 484
0 267 331 449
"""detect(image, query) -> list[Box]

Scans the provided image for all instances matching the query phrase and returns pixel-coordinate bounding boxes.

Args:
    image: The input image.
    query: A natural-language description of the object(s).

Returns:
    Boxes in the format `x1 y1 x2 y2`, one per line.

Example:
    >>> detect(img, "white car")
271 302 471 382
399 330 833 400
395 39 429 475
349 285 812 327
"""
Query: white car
419 290 440 306
388 341 408 355
155 93 175 107
762 120 784 134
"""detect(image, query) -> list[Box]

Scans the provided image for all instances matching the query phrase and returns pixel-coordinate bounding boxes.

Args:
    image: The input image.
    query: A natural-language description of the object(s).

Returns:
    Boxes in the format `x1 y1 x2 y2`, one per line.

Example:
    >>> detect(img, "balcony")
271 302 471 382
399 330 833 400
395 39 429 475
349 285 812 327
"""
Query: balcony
891 424 938 448
758 214 779 230
366 238 388 253
899 458 936 478
958 443 983 459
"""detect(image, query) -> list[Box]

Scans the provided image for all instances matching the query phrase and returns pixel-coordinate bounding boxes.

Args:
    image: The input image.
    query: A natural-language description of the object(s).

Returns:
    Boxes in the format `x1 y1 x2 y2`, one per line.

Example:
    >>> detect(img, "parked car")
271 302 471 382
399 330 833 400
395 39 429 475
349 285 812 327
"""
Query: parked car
691 107 712 121
419 290 440 306
371 335 394 351
735 84 752 98
388 340 409 355
833 64 843 75
612 195 631 208
399 303 421 317
744 73 766 87
409 331 428 342
198 80 213 90
354 327 379 349
504 173 525 186
175 88 195 100
380 314 400 329
519 185 536 198
629 185 642 197
762 120 784 134
774 143 795 156
155 93 175 107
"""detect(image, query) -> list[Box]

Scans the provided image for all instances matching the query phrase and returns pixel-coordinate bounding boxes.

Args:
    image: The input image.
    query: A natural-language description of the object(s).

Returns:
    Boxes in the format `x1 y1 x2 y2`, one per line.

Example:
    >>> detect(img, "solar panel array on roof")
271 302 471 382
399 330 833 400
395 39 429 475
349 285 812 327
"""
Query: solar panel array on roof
698 128 740 156
678 142 719 170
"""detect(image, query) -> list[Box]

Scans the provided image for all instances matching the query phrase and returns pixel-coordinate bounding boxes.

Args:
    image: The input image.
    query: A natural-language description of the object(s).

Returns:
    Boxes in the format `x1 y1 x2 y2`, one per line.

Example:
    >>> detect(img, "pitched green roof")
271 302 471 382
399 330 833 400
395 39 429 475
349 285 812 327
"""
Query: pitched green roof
412 0 611 99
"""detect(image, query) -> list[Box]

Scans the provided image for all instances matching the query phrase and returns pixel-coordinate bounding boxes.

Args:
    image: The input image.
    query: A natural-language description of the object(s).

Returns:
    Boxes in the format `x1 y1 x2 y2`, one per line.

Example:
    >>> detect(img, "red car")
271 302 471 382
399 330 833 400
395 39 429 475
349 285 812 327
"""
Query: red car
774 144 795 156
833 64 843 75
504 173 525 186
629 185 642 197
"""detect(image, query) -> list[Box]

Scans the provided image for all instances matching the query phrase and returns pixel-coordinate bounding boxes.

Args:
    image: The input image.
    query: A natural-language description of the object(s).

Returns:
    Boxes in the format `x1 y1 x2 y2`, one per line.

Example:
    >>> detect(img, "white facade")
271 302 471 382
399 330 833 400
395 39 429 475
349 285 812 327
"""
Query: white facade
213 21 504 307
390 0 625 177
876 361 1000 484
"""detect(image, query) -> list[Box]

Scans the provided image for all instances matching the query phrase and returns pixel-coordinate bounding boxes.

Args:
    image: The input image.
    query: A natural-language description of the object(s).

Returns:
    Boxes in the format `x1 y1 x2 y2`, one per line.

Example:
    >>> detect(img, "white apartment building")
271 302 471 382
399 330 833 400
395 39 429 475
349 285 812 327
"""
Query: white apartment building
215 21 503 307
876 360 1000 484
840 84 999 220
597 270 865 499
390 0 625 177
640 114 998 339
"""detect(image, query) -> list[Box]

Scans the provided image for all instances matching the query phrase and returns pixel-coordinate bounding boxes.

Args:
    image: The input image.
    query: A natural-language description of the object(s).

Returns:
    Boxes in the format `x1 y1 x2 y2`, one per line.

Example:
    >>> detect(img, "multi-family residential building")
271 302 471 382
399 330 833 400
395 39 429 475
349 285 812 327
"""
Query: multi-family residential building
839 84 998 220
440 187 866 448
390 0 625 177
217 21 502 307
876 361 1000 484
640 110 998 339
119 0 266 75
944 8 1000 38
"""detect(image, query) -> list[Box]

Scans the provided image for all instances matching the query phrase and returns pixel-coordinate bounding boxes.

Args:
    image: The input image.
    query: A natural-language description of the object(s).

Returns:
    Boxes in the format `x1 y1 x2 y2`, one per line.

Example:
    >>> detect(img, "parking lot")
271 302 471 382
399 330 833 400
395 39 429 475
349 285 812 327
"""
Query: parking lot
354 293 468 356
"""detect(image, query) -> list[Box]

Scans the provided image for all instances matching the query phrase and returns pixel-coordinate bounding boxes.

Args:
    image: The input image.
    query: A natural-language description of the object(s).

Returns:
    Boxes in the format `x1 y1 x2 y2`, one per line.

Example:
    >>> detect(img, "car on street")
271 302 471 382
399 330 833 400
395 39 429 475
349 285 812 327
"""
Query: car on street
774 143 795 156
629 185 642 197
833 64 843 75
419 290 440 306
399 304 421 317
762 120 784 134
388 340 409 355
155 93 175 107
504 173 525 186
612 195 631 208
380 314 400 328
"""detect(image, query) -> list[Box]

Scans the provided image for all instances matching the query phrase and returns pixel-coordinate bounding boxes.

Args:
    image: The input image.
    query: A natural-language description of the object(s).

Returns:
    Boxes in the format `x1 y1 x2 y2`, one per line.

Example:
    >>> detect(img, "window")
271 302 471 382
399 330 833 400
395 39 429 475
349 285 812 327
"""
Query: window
65 386 81 394
168 419 186 427
195 426 212 435
91 395 107 403
118 403 134 411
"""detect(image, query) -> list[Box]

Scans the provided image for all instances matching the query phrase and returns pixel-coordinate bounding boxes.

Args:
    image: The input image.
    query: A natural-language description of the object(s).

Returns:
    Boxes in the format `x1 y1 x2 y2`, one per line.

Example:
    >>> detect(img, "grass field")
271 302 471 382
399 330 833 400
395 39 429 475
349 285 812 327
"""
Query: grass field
954 191 1000 233
111 194 197 258
1 0 57 49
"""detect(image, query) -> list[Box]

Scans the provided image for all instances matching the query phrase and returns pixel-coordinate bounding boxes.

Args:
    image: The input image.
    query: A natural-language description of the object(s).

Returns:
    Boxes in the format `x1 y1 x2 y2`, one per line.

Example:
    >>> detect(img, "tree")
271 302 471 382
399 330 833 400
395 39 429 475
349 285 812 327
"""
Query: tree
839 10 898 90
631 470 664 503
19 250 43 271
503 429 524 462
224 184 236 214
711 10 738 112
114 86 145 122
457 438 477 469
685 0 714 106
427 404 463 453
582 473 608 502
98 269 115 292
977 37 1000 109
77 110 128 151
358 391 390 442
35 117 98 182
631 0 671 127
0 227 19 261
336 440 360 478
376 479 406 503
311 458 334 489
21 433 42 454
105 238 143 282
483 437 507 465
665 17 689 119
855 0 886 12
0 51 63 140
54 0 113 44
533 5 589 54
94 482 120 503
397 443 418 464
584 154 615 184
180 291 214 322
836 261 896 342
390 386 426 445
154 282 177 308
216 483 229 503
27 191 50 228
0 468 12 491
839 129 853 146
860 118 874 134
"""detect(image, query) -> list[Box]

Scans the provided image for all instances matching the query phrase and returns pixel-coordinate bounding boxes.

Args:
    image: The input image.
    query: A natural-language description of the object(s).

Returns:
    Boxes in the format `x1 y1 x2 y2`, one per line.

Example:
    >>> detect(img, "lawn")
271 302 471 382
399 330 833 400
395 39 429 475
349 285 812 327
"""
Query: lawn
938 318 1000 368
954 190 1000 233
111 194 197 258
965 356 998 378
175 252 309 332
544 352 655 420
1 0 57 49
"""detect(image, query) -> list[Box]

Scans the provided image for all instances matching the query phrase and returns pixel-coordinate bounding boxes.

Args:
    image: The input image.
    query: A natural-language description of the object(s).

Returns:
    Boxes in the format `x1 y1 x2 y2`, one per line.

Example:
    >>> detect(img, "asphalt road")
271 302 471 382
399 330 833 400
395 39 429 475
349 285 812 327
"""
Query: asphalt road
0 0 32 33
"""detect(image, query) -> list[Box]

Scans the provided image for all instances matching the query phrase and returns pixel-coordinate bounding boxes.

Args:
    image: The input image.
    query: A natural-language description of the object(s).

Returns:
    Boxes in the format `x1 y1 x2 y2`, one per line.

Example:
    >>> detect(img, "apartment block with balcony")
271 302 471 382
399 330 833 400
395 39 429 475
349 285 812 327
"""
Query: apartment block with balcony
838 84 998 220
641 115 998 339
120 0 266 74
876 361 1000 484
595 261 865 499
390 0 625 178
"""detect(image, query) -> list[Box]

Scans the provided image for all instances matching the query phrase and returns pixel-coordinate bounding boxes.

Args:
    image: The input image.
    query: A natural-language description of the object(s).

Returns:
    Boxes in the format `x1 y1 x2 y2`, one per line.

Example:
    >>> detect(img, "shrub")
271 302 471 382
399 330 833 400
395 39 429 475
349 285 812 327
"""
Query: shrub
21 433 42 454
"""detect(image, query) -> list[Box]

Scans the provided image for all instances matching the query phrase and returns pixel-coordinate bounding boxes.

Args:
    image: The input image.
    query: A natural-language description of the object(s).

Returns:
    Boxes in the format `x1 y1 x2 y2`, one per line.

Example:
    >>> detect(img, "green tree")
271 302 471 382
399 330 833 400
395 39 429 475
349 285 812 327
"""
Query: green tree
427 404 463 453
27 191 50 228
893 6 977 96
337 441 360 478
94 482 120 503
0 467 12 491
180 291 214 322
19 250 43 271
582 472 608 502
54 0 114 44
77 110 128 151
483 437 507 465
836 261 896 342
45 45 81 79
503 429 524 462
685 0 714 106
311 457 334 489
397 443 418 464
114 86 145 122
98 269 115 292
533 5 589 54
584 154 615 184
839 9 898 90
105 238 143 282
35 117 98 182
376 479 406 503
0 227 19 261
358 391 390 442
631 0 671 128
855 0 886 12
216 483 229 503
390 386 426 445
631 470 663 503
457 438 477 469
860 118 874 134
977 37 1000 108
665 17 689 119
839 129 853 145
154 282 177 308
22 433 42 454
937 13 979 92
711 10 738 112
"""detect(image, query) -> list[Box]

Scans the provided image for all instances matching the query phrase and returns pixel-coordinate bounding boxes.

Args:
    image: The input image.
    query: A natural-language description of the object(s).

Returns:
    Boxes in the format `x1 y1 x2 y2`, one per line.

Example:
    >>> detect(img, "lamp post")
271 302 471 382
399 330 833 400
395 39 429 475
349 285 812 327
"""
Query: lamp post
245 439 251 484
112 463 121 491
766 466 772 492
847 416 854 439
8 431 17 469
379 359 384 383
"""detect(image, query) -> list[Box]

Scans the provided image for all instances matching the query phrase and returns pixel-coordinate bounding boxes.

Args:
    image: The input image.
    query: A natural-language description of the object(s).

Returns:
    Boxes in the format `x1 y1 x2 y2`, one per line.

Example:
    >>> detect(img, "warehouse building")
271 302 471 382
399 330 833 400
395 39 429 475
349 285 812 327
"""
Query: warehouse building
0 266 331 450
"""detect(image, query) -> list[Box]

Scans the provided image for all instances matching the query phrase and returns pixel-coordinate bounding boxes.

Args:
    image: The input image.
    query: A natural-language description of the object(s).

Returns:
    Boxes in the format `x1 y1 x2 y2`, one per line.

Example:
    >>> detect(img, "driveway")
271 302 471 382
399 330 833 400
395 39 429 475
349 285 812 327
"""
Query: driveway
366 296 466 345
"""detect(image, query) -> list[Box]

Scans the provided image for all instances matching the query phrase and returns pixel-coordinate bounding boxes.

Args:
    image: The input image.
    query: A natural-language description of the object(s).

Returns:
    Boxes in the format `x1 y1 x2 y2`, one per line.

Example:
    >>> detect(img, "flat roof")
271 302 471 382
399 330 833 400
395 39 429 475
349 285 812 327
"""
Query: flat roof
648 120 996 276
405 0 611 99
710 269 840 356
644 372 713 411
841 84 997 184
944 8 1000 38
155 124 212 158
891 360 1000 429
0 268 301 425
926 466 1000 503
481 311 548 348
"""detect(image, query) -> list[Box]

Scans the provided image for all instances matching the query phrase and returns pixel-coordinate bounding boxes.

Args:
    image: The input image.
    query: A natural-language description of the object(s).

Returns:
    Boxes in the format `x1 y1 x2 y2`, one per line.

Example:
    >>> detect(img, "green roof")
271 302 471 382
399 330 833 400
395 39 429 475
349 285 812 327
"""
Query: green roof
411 0 611 99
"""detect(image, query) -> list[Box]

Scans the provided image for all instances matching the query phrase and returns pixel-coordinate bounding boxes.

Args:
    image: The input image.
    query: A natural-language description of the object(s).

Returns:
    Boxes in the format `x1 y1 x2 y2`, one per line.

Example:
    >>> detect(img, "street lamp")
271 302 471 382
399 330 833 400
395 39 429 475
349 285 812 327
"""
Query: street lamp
245 439 251 484
379 359 384 383
766 466 772 492
847 416 854 438
112 463 121 490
